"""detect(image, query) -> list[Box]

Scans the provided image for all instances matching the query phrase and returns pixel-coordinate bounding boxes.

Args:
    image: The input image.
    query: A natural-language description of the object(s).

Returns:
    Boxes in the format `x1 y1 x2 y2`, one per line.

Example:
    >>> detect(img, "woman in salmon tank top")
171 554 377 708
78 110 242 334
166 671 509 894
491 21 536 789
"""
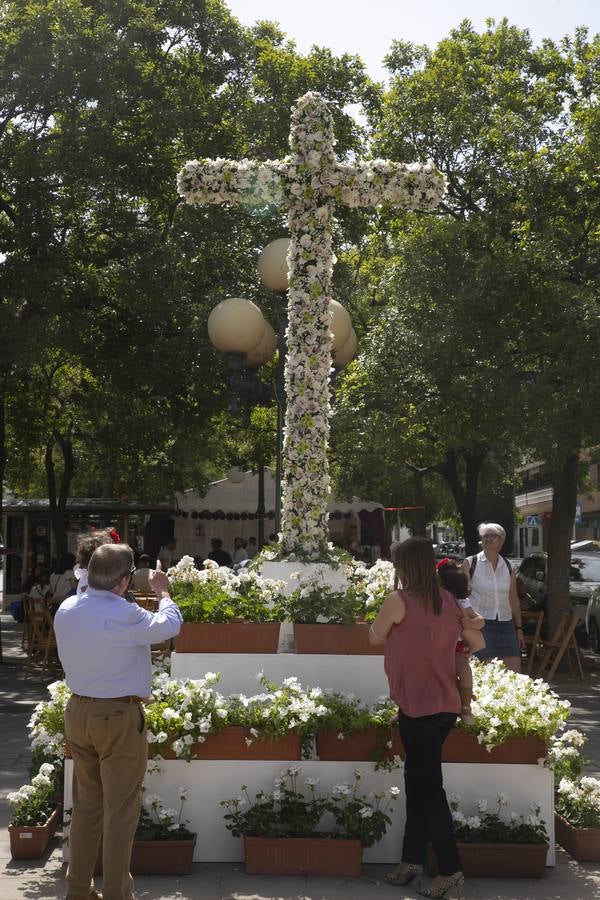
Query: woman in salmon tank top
369 537 470 898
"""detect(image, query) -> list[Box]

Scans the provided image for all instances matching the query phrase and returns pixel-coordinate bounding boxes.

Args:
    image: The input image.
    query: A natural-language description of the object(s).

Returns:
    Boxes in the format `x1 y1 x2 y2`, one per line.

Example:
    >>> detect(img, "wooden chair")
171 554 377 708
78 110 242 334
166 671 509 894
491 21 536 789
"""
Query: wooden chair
521 610 545 676
25 597 60 674
535 611 585 682
130 591 159 612
21 595 35 654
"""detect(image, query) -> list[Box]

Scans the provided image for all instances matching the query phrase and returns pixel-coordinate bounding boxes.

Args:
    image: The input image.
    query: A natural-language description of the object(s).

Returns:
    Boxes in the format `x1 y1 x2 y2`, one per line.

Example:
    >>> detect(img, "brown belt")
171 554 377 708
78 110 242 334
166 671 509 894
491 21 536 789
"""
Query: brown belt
71 693 144 703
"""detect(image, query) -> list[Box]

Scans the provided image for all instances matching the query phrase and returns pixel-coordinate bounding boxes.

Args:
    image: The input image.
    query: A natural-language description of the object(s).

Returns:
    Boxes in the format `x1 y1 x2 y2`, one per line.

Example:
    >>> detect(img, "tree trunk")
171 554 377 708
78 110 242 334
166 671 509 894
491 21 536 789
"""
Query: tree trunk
0 376 6 541
546 452 579 635
45 434 75 562
437 448 486 555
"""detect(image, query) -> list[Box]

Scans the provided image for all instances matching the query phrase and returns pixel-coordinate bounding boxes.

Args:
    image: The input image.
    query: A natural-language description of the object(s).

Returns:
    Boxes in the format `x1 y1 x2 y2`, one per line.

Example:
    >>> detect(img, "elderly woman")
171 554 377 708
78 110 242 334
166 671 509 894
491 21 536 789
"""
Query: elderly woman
462 522 525 672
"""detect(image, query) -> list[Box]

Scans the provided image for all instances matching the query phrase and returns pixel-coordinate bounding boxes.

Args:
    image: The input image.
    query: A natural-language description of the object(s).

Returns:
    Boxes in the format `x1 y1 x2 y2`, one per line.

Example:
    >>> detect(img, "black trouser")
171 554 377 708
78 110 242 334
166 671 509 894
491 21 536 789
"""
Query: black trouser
398 710 461 876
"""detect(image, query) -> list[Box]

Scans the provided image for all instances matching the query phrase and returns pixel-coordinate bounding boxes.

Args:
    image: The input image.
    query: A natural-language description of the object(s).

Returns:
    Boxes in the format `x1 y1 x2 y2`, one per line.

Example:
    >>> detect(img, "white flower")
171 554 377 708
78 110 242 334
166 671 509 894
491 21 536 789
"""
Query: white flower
359 806 374 818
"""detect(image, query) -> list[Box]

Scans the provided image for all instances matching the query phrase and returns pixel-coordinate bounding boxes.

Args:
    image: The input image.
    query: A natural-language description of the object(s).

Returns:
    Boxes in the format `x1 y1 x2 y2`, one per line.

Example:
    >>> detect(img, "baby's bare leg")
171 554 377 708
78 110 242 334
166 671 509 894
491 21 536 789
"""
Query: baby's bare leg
455 653 474 724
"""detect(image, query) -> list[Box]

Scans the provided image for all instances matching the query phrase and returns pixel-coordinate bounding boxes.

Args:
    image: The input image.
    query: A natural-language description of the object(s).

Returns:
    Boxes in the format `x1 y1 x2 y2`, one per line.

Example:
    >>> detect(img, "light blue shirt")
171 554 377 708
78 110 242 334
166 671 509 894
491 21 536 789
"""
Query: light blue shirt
54 587 182 698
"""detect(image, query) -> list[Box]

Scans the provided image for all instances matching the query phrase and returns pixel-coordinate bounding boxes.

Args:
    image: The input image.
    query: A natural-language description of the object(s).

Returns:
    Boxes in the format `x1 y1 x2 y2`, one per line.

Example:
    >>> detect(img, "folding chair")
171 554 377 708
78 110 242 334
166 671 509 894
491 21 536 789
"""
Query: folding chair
521 610 545 676
21 595 35 654
130 591 158 612
26 597 60 674
536 611 585 682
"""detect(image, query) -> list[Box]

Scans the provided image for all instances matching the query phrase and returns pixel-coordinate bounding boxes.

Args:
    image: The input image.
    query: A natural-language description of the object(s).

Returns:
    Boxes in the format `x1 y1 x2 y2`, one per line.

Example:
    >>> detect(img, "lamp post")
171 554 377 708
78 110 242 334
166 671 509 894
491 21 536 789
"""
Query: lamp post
257 239 290 536
208 238 357 546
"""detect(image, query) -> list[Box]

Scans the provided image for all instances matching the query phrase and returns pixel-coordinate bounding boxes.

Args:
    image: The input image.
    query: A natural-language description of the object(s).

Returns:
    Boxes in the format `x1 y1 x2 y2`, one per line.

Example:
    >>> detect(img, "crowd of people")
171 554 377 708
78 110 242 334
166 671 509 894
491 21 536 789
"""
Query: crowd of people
18 532 264 617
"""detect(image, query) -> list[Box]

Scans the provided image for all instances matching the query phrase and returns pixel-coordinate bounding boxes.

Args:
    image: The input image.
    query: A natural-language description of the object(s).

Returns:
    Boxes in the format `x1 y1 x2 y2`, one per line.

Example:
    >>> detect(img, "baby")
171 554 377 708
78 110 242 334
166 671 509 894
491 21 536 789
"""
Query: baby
437 558 485 725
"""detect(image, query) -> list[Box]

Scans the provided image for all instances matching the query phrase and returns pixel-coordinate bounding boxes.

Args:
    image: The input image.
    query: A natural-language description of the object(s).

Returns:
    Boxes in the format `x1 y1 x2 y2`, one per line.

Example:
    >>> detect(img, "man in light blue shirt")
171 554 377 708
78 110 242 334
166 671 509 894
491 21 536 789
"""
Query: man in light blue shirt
55 543 182 900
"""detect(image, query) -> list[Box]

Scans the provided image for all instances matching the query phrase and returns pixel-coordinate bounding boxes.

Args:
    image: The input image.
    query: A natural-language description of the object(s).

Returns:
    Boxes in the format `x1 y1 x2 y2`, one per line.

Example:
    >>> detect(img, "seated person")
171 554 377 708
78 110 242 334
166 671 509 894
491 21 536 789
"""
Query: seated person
132 554 152 592
207 538 233 568
29 568 53 602
232 537 248 564
49 553 77 604
21 564 43 595
158 538 178 570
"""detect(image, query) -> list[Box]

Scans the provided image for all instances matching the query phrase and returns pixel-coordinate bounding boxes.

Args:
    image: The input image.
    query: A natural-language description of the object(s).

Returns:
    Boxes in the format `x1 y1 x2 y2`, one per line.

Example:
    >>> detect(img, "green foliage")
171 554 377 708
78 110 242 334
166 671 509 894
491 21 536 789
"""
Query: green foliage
170 577 284 623
0 0 372 510
332 20 600 557
316 693 397 736
282 582 364 626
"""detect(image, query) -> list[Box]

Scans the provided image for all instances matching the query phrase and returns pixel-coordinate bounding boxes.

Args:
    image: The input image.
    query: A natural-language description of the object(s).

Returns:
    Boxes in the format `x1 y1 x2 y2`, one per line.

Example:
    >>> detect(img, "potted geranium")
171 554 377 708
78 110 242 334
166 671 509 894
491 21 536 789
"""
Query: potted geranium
314 692 398 762
146 673 328 761
427 793 549 878
94 788 196 875
555 776 600 861
430 660 567 764
8 763 62 859
144 672 230 760
168 557 286 653
225 675 328 759
349 558 395 623
221 766 398 876
546 729 588 787
282 567 382 654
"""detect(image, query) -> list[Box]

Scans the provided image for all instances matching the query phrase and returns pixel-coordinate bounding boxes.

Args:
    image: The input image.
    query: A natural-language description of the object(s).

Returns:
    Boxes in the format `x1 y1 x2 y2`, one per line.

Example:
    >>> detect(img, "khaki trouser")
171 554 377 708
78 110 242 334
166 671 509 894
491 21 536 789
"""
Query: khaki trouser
65 695 148 900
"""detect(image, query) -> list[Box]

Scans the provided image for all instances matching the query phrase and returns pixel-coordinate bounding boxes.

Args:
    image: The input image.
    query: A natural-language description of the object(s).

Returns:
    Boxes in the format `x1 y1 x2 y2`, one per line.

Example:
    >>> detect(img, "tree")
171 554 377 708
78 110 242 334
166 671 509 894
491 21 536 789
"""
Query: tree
0 0 372 534
333 20 600 630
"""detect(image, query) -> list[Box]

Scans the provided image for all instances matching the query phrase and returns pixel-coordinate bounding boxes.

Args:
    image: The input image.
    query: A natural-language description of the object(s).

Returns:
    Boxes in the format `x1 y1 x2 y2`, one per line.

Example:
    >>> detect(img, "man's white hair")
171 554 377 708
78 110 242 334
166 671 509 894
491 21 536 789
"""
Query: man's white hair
478 522 506 539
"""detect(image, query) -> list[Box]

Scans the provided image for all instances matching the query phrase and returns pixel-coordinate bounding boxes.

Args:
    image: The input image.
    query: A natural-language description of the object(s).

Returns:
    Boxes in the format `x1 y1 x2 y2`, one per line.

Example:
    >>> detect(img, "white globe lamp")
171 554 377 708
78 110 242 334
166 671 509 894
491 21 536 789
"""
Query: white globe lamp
208 297 266 354
329 299 352 353
333 327 357 368
258 238 290 292
245 322 278 369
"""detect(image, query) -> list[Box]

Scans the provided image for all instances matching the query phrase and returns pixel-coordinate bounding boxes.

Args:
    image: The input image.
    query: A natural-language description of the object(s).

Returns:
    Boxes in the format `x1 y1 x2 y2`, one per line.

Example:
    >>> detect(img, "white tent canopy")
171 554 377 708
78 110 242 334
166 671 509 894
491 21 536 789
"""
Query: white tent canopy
173 469 383 562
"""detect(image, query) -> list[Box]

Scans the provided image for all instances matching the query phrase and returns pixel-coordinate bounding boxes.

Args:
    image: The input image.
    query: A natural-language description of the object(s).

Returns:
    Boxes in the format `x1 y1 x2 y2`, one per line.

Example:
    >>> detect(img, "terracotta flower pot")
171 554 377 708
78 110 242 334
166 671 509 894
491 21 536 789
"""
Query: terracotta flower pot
174 622 280 653
156 726 301 760
442 730 547 764
555 812 600 861
9 808 61 860
244 835 363 876
389 729 547 764
95 835 197 875
317 728 386 761
427 841 548 878
293 623 384 654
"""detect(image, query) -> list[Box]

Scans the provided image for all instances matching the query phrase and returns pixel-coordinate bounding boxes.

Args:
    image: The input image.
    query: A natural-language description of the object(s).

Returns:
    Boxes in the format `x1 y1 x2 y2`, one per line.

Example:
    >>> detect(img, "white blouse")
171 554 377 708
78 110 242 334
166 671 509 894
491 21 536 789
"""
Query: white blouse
467 551 513 621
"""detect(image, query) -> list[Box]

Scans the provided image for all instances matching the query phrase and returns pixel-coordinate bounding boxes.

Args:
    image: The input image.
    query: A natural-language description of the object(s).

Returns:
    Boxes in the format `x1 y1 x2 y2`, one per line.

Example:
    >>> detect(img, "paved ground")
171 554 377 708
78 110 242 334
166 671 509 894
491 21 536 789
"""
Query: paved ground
1 614 599 900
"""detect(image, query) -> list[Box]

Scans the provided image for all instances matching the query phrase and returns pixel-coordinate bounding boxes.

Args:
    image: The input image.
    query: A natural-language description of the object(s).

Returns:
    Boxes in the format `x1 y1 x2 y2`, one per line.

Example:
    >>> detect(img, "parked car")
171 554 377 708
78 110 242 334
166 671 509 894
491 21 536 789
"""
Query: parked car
586 589 600 653
516 553 600 644
570 539 600 553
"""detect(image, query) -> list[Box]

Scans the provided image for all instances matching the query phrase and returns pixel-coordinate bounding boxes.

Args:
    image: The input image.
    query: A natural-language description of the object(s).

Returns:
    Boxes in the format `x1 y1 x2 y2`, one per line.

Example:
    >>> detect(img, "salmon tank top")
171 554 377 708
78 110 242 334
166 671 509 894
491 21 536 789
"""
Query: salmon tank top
384 588 463 718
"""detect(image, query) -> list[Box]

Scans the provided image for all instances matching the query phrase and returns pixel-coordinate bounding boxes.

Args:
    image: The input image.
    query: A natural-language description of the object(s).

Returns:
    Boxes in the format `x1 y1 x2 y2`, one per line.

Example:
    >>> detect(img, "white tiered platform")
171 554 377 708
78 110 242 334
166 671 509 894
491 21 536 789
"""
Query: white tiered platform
64 648 556 865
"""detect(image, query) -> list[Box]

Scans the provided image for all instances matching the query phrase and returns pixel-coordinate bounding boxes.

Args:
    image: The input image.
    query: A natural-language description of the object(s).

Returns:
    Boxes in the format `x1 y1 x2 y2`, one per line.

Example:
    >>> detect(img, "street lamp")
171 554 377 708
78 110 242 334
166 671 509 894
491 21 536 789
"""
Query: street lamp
257 239 290 535
208 239 357 544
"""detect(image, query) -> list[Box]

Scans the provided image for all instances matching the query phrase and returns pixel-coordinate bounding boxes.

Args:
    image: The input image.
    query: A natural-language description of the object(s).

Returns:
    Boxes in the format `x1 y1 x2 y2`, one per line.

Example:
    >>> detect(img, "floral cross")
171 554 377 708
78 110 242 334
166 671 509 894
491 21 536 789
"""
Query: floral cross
177 92 446 559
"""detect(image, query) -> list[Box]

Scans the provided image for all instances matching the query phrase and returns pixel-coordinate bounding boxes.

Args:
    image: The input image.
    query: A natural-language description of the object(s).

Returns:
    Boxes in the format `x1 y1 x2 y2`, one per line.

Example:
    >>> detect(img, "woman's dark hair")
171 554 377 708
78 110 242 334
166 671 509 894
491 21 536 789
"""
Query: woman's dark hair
55 552 76 574
437 561 470 600
393 537 442 615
